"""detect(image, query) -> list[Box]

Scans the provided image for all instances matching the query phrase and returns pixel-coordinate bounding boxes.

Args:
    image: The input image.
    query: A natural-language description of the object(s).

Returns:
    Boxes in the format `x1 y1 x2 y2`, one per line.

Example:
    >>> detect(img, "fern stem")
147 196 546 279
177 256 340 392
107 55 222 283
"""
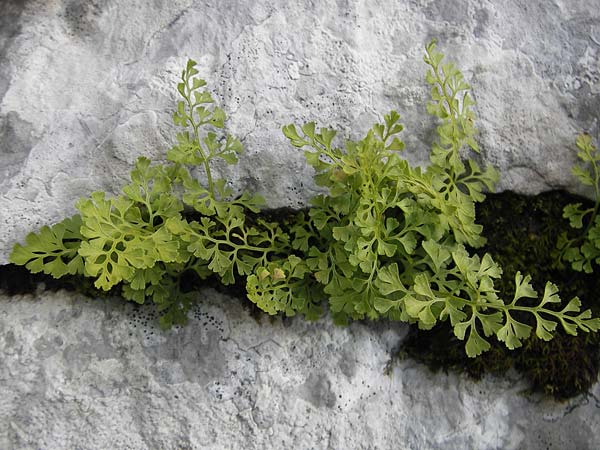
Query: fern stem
182 74 215 198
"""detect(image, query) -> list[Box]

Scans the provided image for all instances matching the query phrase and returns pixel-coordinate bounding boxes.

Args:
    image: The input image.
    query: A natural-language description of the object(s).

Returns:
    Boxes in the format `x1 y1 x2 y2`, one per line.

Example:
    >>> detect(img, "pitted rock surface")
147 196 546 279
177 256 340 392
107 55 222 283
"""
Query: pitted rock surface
1 289 599 450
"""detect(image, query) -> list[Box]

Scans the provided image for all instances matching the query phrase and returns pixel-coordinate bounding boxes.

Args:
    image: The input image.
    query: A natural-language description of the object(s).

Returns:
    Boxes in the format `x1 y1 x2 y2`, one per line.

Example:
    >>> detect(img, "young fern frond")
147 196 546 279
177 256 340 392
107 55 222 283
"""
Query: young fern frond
10 215 85 278
557 133 600 273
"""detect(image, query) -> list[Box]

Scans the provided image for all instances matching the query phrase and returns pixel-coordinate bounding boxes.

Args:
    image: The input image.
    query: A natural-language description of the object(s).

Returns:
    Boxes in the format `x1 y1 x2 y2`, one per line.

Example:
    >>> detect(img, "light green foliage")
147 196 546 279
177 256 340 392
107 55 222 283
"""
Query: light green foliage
558 133 600 273
9 45 600 356
260 40 599 356
10 59 289 329
422 41 499 246
10 215 85 278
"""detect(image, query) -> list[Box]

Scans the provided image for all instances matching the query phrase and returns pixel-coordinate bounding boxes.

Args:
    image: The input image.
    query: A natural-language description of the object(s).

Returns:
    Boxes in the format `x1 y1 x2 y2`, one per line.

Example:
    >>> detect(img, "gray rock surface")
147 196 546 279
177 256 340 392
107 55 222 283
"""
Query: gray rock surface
2 2 600 448
1 0 600 263
1 288 599 450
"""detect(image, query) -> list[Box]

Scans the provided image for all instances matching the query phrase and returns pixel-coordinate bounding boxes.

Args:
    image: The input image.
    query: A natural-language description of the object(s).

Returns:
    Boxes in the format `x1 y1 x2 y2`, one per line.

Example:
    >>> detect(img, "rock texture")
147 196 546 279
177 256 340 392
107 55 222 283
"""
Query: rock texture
1 0 600 263
2 2 600 448
1 288 599 450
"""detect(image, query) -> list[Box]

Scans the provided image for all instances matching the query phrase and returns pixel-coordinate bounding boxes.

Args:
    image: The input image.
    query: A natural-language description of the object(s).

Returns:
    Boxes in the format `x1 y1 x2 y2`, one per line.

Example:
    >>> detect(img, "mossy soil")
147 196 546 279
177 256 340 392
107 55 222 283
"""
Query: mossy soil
400 190 600 400
1 190 598 400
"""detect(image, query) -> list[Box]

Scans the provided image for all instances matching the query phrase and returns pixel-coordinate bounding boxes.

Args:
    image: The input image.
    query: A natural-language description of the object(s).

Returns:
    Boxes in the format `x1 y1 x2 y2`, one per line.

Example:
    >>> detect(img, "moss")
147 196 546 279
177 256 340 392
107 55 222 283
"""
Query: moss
398 190 600 400
2 194 599 400
0 262 110 298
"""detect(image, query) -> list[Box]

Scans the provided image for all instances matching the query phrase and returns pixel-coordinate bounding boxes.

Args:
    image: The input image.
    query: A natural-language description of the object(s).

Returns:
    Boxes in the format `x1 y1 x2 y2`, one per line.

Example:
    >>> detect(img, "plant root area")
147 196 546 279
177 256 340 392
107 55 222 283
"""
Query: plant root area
1 190 598 400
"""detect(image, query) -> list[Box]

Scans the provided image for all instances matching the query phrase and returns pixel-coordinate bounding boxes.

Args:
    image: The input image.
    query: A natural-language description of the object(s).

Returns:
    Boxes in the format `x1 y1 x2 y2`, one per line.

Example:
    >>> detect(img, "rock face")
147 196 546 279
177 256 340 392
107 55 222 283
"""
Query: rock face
2 2 600 448
1 0 599 263
1 289 599 450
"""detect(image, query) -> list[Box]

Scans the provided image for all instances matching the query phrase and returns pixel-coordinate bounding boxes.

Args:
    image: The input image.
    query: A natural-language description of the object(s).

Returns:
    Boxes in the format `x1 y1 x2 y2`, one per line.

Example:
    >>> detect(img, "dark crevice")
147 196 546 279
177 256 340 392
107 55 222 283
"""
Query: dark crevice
399 189 600 401
1 192 599 399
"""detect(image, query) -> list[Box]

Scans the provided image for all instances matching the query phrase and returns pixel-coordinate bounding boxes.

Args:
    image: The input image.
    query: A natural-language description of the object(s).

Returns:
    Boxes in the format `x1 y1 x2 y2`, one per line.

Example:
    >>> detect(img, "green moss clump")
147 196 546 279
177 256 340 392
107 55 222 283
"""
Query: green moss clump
398 190 600 400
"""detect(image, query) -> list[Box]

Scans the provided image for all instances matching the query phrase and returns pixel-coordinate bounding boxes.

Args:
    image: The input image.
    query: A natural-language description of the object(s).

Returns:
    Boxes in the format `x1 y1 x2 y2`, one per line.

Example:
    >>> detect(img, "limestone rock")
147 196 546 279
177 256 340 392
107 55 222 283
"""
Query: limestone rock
1 289 599 449
1 0 599 263
1 3 600 446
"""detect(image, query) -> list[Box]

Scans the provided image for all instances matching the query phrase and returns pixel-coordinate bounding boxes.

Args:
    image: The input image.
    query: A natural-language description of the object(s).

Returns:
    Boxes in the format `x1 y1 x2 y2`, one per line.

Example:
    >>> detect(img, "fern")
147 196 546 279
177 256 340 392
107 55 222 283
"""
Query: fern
10 214 85 278
255 40 600 356
10 45 600 356
557 133 600 273
10 59 289 328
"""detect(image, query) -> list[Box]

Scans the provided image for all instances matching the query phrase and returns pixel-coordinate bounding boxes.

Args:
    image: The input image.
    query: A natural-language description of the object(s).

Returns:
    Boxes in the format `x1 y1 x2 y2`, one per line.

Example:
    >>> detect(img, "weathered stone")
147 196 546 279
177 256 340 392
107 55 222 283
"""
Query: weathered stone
1 2 600 448
0 289 599 450
1 0 599 263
